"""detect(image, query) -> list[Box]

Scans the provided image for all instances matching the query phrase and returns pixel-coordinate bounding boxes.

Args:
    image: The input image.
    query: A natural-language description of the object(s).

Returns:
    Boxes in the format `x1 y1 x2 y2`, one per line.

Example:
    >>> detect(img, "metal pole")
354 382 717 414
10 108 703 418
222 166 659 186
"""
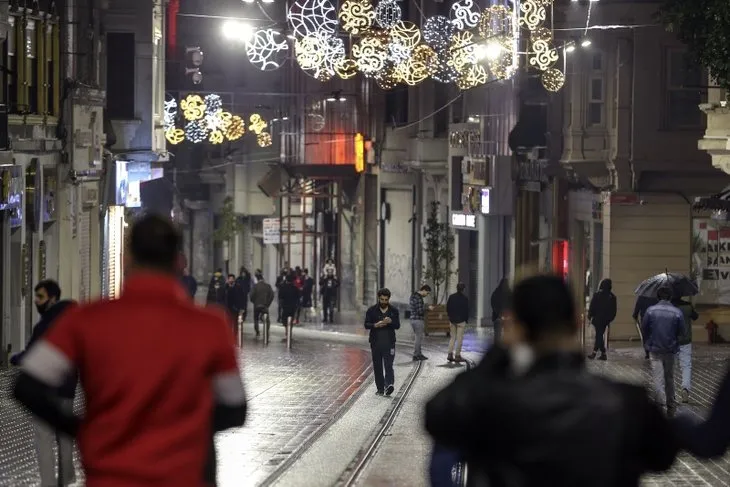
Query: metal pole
286 316 292 349
263 311 270 346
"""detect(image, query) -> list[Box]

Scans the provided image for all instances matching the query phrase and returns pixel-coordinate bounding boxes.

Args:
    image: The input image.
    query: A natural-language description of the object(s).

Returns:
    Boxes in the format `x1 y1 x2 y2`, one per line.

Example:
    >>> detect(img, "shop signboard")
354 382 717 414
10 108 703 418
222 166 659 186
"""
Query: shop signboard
263 217 280 244
125 162 164 208
692 219 730 305
114 161 128 206
450 211 478 231
480 187 491 215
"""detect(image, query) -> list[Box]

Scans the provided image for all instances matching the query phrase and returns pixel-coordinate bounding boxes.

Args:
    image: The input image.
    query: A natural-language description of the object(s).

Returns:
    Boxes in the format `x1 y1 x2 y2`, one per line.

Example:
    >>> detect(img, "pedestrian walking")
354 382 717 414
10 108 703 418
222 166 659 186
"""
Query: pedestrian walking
587 278 617 361
490 278 510 344
11 280 77 487
425 274 678 486
275 267 288 322
181 255 197 300
364 288 401 397
409 284 432 361
279 274 300 327
250 271 275 337
13 214 247 487
642 285 685 416
633 295 658 360
298 268 314 323
206 268 226 306
671 294 698 404
445 283 469 363
235 267 252 322
320 268 338 324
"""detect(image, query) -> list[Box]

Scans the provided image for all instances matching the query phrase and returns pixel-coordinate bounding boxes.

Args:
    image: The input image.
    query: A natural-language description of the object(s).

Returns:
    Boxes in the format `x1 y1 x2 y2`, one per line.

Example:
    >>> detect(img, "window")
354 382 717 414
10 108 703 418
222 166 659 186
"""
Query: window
106 33 136 119
384 91 407 126
587 52 604 127
666 49 706 129
7 16 15 110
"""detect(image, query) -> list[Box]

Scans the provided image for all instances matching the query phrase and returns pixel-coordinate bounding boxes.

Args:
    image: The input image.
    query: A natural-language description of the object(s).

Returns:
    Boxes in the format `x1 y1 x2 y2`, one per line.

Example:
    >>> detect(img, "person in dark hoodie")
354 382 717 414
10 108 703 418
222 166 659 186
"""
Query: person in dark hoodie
425 274 677 487
278 274 300 327
11 279 77 487
587 278 617 360
490 278 510 344
446 282 469 362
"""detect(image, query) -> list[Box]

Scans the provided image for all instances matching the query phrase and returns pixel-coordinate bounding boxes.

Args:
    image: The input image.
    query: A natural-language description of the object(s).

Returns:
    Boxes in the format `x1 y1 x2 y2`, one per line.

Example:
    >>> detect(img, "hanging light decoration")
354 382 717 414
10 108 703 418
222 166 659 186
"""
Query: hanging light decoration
395 44 436 85
249 114 268 134
448 31 477 74
478 5 513 39
163 99 178 130
209 129 225 145
423 16 455 52
457 64 488 90
339 0 375 35
257 132 273 147
322 34 347 73
431 52 459 84
352 35 388 76
388 39 411 65
450 0 481 31
390 21 421 49
531 26 553 44
180 94 206 121
295 36 325 71
541 67 565 92
374 0 401 29
335 57 358 79
204 94 223 116
375 64 399 90
287 0 338 38
519 0 547 31
184 120 208 144
226 116 246 141
165 127 185 145
529 38 558 72
246 29 289 71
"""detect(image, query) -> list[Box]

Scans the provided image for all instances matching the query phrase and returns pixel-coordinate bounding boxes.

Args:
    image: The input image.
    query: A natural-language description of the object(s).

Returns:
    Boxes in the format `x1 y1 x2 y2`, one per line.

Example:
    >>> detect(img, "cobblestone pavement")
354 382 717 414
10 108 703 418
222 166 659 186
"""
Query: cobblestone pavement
0 336 372 486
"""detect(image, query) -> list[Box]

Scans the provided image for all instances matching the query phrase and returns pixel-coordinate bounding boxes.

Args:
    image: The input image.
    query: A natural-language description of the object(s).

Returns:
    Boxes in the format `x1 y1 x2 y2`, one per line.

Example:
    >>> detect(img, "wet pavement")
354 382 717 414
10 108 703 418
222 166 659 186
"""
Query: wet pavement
3 311 730 486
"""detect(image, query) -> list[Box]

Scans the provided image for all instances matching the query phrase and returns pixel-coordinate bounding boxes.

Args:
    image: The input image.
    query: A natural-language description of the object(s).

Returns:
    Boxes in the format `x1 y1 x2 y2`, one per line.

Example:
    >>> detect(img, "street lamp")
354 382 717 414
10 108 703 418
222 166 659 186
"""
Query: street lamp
222 20 254 43
581 38 592 47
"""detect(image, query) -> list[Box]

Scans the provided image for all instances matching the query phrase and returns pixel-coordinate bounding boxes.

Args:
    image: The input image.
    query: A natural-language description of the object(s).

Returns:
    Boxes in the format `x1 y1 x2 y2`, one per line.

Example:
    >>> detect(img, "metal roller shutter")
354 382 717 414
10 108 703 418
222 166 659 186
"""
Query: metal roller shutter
79 209 91 301
468 230 478 320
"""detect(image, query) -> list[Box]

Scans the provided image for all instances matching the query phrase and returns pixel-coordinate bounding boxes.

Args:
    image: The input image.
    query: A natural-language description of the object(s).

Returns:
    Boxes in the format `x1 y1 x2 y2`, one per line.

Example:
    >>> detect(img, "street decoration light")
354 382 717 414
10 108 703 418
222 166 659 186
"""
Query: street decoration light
221 0 568 92
164 94 272 146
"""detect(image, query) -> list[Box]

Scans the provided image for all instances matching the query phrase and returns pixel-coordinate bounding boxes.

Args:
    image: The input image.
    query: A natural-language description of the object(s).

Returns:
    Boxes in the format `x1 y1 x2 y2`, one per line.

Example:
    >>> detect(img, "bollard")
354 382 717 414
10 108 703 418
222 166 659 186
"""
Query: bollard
237 313 243 347
286 316 293 350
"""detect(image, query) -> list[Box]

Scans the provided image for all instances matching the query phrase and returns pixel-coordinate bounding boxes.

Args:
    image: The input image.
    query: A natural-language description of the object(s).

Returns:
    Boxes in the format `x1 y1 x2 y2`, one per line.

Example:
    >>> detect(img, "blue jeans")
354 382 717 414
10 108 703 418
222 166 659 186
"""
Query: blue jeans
429 444 462 487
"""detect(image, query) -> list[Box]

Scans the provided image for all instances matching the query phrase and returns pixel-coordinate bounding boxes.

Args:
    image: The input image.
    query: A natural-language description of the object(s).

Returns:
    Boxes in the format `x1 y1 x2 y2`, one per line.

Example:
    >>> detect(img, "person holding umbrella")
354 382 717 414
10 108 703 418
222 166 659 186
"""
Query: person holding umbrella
671 293 698 404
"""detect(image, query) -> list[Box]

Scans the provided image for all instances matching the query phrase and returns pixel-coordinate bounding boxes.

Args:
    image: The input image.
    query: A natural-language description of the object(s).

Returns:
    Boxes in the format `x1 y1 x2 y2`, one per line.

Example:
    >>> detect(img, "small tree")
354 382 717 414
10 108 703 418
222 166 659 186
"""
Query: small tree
213 196 244 274
661 0 730 93
422 201 456 304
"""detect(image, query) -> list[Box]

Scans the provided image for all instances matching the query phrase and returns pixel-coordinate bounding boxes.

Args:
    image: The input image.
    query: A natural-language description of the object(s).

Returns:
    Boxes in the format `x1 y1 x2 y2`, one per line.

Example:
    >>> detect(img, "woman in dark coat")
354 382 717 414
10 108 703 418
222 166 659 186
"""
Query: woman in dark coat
588 278 617 360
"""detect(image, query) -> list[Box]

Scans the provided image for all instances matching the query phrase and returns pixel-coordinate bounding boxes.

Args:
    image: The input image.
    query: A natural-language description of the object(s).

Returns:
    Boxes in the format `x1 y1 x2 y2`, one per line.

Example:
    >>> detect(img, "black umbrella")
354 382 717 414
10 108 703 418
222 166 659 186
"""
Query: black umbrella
634 271 698 298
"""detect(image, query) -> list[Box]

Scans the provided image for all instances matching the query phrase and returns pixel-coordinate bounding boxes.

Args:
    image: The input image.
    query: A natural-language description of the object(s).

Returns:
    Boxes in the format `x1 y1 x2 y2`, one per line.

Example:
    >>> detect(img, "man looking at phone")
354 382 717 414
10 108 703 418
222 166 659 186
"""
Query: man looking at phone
364 288 401 397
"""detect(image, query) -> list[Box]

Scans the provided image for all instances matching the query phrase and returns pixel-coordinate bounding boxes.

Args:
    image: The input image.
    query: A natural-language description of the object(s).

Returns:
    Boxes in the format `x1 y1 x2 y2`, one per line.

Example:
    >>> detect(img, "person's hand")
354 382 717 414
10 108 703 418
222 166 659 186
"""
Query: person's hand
375 321 386 328
428 305 435 311
383 317 392 324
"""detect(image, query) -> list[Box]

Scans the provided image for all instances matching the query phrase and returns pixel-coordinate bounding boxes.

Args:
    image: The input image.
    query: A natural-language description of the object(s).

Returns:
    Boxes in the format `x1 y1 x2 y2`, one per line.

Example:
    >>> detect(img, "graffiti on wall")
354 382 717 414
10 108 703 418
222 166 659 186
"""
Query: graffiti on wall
384 251 412 306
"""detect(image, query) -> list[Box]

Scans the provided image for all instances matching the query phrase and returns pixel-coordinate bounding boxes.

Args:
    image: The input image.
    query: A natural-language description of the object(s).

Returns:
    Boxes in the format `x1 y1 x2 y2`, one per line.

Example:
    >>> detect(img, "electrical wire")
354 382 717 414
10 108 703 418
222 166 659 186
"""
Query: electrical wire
171 154 284 174
554 23 660 32
583 0 593 36
393 92 463 131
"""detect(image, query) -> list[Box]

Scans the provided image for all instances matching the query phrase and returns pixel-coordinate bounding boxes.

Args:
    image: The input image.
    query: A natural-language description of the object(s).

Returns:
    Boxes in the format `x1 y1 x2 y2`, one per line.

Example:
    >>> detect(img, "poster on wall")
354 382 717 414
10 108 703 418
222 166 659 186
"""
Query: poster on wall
692 218 730 305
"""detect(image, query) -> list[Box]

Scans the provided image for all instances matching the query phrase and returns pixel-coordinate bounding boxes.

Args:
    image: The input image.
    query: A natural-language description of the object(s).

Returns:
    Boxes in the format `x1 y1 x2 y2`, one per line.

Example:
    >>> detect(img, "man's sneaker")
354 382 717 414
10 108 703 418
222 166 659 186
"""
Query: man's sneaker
447 353 454 362
587 352 597 360
385 384 394 396
454 355 464 363
413 355 420 361
682 388 690 403
375 390 384 396
418 354 429 360
598 353 607 361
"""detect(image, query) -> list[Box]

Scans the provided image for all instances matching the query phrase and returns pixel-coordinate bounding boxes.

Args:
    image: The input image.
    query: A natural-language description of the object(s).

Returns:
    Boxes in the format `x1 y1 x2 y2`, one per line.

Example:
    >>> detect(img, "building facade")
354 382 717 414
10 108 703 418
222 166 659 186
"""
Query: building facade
0 0 107 361
556 0 730 340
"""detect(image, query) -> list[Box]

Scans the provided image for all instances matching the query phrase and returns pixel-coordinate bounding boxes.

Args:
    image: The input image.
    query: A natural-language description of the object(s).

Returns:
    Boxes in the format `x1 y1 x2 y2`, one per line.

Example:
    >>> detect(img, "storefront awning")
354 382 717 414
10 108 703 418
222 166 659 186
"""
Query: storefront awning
694 186 730 211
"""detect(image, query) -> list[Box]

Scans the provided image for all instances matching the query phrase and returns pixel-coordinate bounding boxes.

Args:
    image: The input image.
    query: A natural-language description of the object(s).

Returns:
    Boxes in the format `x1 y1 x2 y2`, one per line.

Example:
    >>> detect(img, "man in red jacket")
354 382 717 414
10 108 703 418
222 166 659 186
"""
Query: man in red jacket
14 214 247 487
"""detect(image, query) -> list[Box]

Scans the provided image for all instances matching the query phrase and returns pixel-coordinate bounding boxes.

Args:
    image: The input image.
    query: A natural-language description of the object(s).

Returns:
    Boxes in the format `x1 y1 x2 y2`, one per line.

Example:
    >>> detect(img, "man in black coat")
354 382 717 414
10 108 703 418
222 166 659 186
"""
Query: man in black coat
235 267 252 322
278 274 300 326
364 288 401 397
206 269 227 306
12 280 77 487
587 278 617 360
425 275 677 487
446 282 469 362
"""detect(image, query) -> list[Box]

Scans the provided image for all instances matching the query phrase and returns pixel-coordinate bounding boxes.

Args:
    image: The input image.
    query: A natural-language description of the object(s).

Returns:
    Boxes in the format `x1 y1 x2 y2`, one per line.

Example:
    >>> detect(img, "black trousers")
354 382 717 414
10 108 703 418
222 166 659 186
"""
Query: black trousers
593 322 608 353
322 294 335 322
371 344 395 392
253 306 269 333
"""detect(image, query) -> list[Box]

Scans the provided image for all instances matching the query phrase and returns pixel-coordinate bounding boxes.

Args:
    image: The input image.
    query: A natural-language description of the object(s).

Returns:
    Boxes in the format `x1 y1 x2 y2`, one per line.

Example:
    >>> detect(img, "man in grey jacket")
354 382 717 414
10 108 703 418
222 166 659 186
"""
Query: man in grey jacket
642 286 685 416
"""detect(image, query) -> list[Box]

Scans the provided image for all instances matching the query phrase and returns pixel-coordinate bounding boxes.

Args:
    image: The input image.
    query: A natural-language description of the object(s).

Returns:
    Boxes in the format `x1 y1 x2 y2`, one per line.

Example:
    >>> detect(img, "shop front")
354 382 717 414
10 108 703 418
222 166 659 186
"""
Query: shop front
1 166 26 357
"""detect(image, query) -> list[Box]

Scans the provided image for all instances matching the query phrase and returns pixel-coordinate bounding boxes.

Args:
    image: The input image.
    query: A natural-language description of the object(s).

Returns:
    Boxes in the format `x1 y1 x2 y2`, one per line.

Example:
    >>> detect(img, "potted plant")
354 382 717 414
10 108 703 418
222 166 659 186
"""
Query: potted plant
422 201 456 335
213 196 244 275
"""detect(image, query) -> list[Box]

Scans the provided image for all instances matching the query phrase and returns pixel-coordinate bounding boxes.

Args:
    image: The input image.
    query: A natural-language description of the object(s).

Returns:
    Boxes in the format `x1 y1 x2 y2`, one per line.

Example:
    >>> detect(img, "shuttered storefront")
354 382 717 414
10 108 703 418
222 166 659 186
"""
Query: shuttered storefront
78 209 91 301
468 230 478 320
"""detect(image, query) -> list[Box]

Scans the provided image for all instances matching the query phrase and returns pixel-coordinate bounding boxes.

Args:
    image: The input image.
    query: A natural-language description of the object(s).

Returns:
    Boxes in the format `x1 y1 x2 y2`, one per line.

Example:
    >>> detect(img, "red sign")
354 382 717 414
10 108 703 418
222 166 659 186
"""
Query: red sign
610 193 640 205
